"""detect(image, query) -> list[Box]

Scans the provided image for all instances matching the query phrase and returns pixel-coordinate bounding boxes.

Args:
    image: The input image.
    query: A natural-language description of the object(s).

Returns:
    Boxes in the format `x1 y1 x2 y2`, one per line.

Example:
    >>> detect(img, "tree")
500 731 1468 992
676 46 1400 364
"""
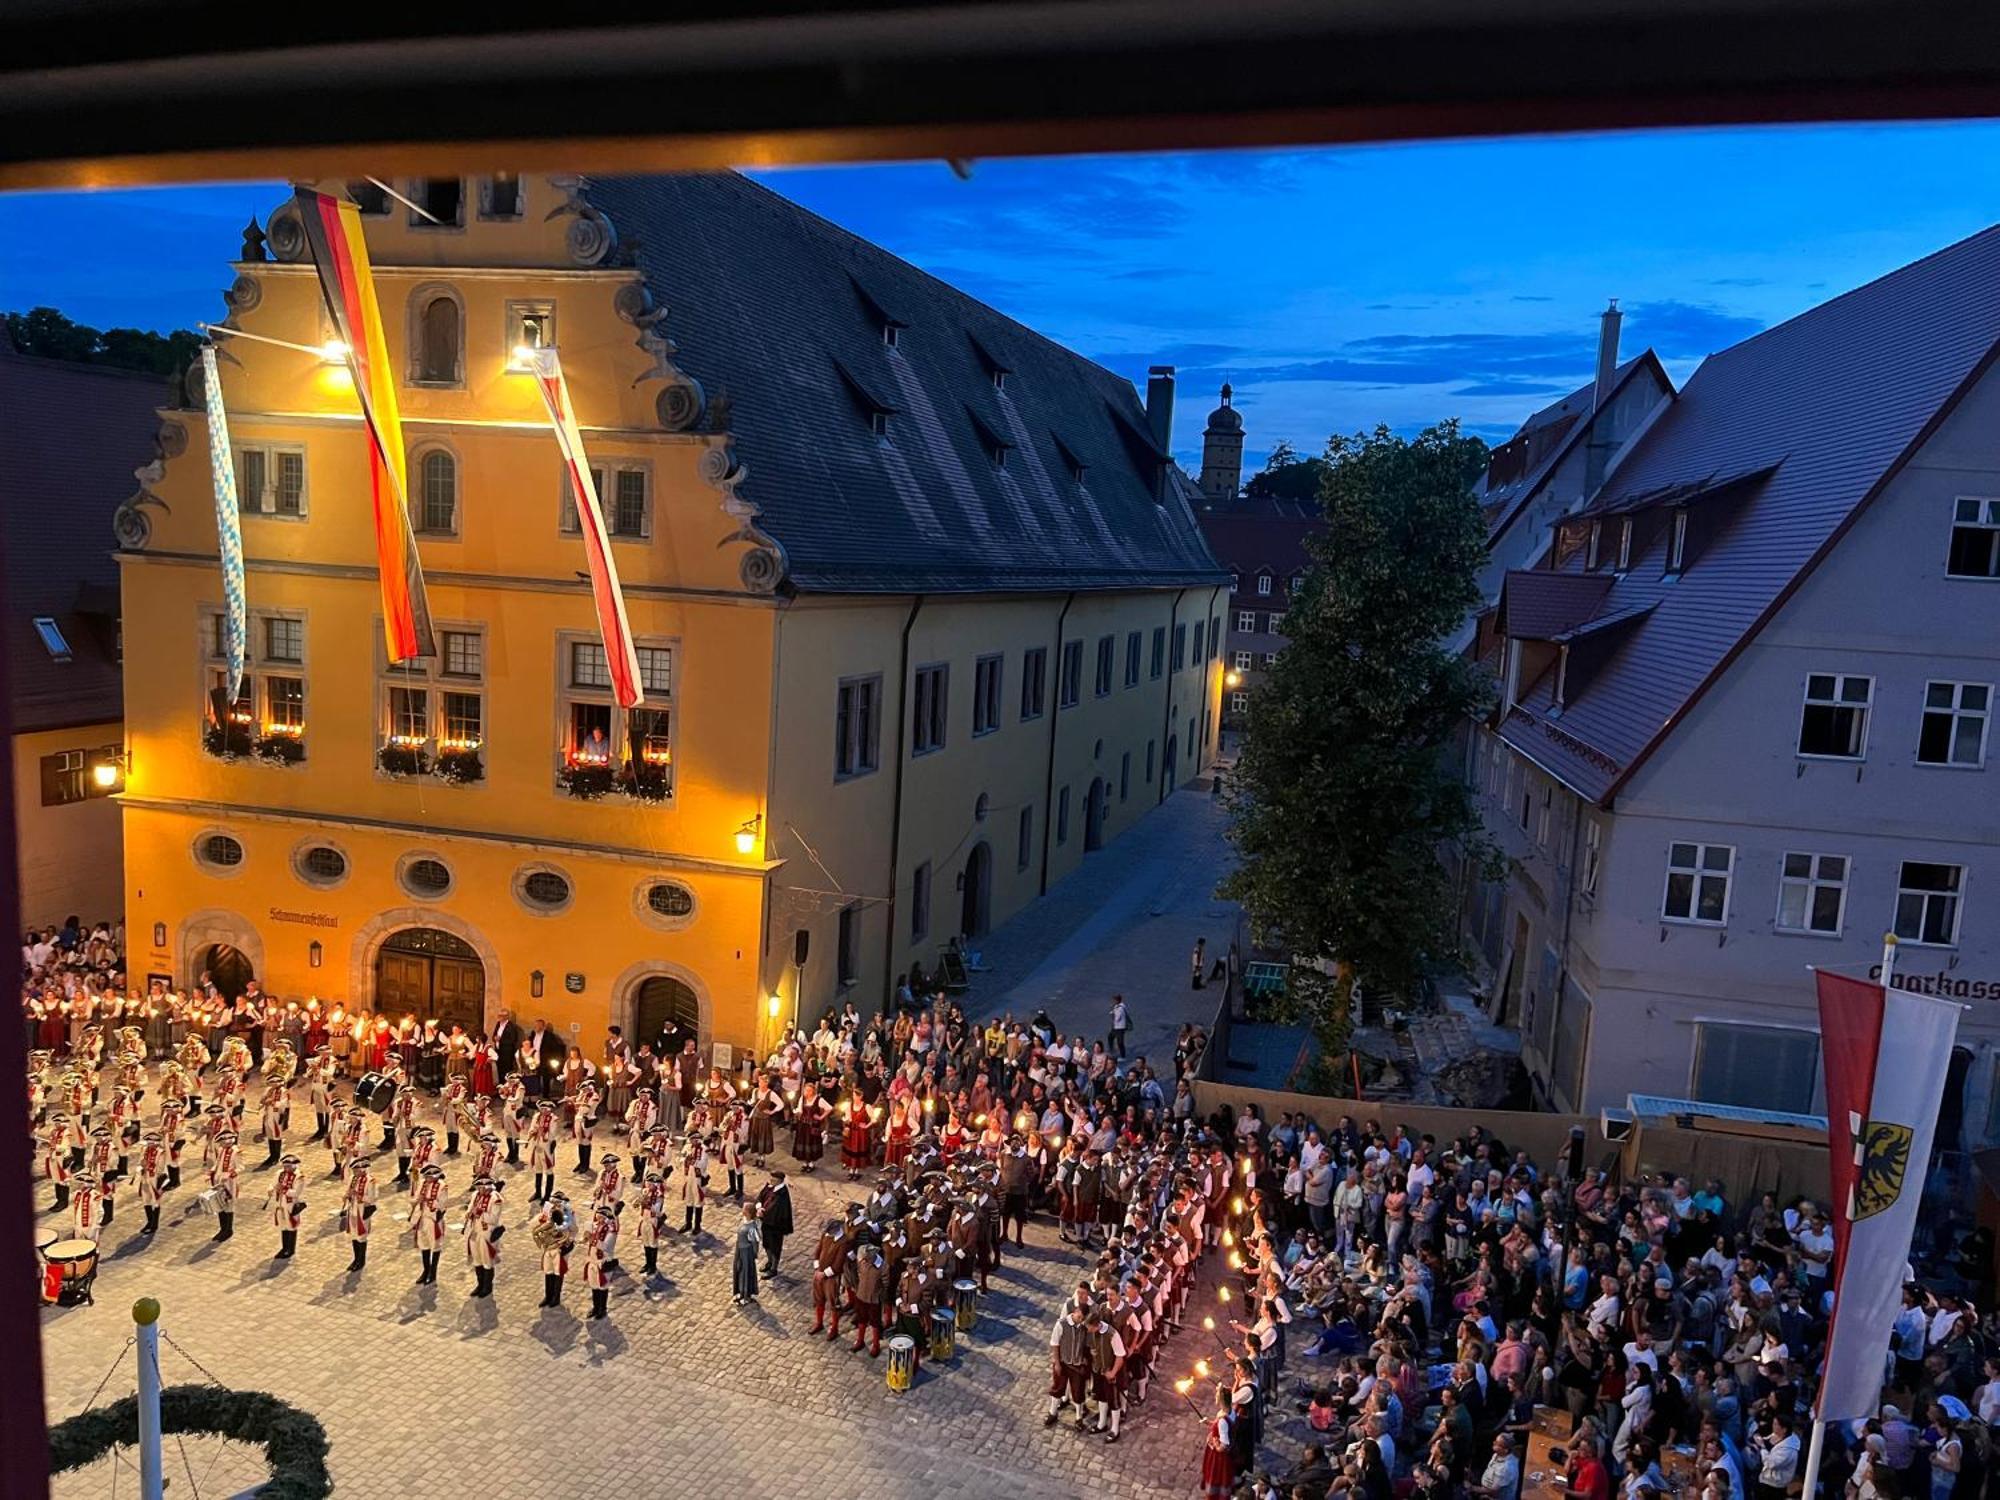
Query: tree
1244 439 1330 505
1221 419 1498 1054
3 306 200 376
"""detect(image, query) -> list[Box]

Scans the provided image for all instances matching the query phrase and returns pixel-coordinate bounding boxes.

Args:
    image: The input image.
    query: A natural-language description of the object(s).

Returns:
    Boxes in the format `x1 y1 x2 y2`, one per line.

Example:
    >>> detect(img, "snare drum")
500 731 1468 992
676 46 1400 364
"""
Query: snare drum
45 1238 98 1306
886 1335 916 1392
928 1305 956 1361
193 1188 221 1217
953 1277 979 1333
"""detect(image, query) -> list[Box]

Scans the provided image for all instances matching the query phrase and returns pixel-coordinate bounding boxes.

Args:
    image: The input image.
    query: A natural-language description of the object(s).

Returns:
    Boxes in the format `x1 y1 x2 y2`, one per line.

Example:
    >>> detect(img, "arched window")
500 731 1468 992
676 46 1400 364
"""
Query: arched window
416 449 457 534
415 292 461 385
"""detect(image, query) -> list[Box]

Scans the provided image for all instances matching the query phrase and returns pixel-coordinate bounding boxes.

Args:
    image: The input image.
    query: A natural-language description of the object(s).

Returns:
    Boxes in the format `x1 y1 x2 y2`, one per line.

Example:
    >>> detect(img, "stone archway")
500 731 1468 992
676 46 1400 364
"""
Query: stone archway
177 907 265 994
609 957 714 1058
348 906 501 1031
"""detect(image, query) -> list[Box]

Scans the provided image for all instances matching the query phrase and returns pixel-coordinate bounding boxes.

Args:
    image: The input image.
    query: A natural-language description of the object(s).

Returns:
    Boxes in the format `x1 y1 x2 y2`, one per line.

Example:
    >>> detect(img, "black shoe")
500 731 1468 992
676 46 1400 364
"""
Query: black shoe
1044 1414 1059 1428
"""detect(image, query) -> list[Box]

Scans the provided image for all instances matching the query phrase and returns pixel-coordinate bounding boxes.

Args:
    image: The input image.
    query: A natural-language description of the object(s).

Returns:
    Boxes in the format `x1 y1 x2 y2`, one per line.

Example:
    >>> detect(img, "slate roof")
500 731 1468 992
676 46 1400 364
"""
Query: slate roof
0 347 164 732
1497 223 2000 803
1196 504 1324 609
587 172 1225 595
1478 354 1660 544
1495 569 1612 640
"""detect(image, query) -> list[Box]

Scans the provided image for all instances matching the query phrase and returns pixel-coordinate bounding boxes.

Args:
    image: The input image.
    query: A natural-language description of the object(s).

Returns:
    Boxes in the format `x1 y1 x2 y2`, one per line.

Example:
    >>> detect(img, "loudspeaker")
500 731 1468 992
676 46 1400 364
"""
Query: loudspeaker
793 929 810 968
1600 1107 1635 1143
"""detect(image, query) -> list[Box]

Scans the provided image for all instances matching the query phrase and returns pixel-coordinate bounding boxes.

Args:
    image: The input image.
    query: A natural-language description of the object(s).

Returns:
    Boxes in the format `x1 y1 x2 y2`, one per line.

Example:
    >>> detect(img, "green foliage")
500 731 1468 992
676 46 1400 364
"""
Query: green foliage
1222 420 1500 1021
1244 439 1331 505
48 1383 331 1500
4 306 201 376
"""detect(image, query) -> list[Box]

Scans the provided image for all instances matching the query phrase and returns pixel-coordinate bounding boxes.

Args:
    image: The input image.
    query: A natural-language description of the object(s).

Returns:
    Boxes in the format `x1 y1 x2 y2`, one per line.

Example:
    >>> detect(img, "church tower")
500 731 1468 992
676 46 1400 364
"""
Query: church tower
1199 382 1244 502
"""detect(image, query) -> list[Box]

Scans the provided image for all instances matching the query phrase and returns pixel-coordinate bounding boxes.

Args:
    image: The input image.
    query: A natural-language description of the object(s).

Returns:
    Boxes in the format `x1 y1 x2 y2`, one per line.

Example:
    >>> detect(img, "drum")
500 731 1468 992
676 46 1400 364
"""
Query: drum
193 1188 222 1217
359 1072 399 1114
885 1336 916 1393
953 1277 979 1333
928 1305 956 1361
46 1238 98 1306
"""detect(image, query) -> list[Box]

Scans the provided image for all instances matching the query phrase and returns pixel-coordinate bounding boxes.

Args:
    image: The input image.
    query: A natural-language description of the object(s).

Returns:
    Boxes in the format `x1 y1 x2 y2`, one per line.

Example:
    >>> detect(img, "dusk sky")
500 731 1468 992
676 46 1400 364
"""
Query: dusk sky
3 121 1997 470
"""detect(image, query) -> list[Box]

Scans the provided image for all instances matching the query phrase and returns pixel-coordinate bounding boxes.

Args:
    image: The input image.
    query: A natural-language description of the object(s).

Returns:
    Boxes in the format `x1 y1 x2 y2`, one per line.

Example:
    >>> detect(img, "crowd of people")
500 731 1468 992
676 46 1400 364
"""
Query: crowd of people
22 939 2000 1500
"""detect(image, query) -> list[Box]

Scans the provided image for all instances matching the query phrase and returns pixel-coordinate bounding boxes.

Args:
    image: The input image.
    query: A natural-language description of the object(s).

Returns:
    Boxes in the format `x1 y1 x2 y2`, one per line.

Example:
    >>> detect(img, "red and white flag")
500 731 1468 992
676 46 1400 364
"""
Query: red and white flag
526 346 643 708
1814 966 1960 1421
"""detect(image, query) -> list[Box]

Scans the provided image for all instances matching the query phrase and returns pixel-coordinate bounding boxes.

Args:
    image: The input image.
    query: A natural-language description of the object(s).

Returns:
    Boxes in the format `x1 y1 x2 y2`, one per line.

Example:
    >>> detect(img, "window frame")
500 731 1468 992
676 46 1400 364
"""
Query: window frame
503 298 556 369
479 173 526 220
911 860 930 942
407 283 466 388
1093 635 1114 699
1774 850 1850 937
412 443 460 536
1149 626 1166 680
1019 646 1047 721
1946 496 2000 580
1580 816 1603 898
1016 804 1034 871
406 177 465 230
551 630 674 794
1795 671 1874 761
1666 509 1688 575
233 440 309 519
1172 622 1187 672
1893 860 1965 948
1056 785 1070 844
1661 840 1734 926
1255 572 1272 596
972 654 1004 738
560 458 653 541
1058 640 1083 710
835 673 884 780
1123 631 1142 689
911 662 949 756
1917 679 1991 769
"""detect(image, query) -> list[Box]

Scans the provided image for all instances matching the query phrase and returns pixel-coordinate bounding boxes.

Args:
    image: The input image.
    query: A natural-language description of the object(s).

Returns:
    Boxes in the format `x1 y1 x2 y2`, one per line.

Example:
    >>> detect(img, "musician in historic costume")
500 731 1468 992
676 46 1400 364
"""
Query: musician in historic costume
340 1154 378 1272
326 1006 353 1080
41 1113 72 1213
791 1081 830 1172
298 1048 331 1142
623 1084 658 1161
463 1176 504 1298
526 1099 559 1203
406 1124 439 1198
332 1103 367 1181
256 1082 288 1168
135 1131 169 1235
893 1262 932 1377
61 1168 107 1243
846 1234 886 1354
264 1153 305 1259
388 1085 418 1181
810 1216 849 1339
410 1162 448 1285
208 1128 241 1242
720 1104 749 1200
570 1075 603 1177
1046 1296 1096 1430
636 1169 670 1276
108 1087 141 1179
438 1074 469 1156
677 1137 709 1235
748 1075 782 1167
731 1200 762 1306
589 1152 625 1269
582 1204 615 1320
500 1072 528 1165
85 1124 116 1193
470 1129 501 1185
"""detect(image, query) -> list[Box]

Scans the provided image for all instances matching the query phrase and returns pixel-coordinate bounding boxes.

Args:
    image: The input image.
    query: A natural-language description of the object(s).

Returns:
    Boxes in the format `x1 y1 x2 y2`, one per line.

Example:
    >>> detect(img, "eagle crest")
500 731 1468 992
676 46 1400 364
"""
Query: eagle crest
1854 1120 1913 1221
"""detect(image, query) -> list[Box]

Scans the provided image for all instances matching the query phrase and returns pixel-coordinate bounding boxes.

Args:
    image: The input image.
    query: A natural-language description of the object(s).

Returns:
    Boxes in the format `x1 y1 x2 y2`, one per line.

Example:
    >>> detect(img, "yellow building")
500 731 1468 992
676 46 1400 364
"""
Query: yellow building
1 345 164 931
115 171 1225 1059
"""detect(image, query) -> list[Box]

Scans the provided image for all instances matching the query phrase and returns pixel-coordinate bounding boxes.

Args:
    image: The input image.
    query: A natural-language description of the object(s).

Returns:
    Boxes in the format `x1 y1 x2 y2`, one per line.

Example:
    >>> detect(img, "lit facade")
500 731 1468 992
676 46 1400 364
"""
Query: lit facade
116 173 1225 1056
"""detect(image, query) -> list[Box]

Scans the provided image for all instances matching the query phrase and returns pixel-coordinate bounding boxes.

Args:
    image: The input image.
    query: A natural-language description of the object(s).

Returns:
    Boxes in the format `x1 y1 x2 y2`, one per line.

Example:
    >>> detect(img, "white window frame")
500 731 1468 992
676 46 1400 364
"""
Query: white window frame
1946 496 2000 580
561 458 653 541
503 299 556 369
1894 860 1965 948
1917 680 1991 769
835 673 883 779
1666 510 1688 575
1795 672 1873 760
1255 573 1273 596
911 662 948 755
1775 851 1849 937
411 443 460 536
234 441 308 519
1616 518 1633 571
1662 840 1734 926
1233 651 1252 671
1581 816 1603 898
1228 691 1248 713
1237 610 1256 633
552 630 673 795
972 654 1004 737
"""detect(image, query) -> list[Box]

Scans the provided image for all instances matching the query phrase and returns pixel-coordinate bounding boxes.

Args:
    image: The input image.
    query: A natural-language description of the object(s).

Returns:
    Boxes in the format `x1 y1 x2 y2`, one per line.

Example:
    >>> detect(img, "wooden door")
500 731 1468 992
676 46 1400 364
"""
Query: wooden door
433 957 485 1032
376 952 430 1020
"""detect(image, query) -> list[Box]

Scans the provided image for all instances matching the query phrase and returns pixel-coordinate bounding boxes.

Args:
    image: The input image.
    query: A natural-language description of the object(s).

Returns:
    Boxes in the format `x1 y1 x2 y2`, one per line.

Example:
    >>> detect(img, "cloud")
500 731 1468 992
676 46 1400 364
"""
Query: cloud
1703 276 1771 288
1510 294 1556 303
1620 299 1766 359
1454 380 1570 396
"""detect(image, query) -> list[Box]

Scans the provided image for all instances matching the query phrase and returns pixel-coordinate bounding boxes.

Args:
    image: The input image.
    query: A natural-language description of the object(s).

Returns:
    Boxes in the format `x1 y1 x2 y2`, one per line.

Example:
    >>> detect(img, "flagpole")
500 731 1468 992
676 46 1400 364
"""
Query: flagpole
1801 930 1900 1500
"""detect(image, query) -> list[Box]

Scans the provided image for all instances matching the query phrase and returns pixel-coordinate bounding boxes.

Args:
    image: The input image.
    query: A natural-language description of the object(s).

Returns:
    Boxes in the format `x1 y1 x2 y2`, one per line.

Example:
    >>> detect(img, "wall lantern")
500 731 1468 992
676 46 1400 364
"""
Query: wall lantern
735 813 763 856
152 922 167 949
767 992 783 1019
530 969 545 999
308 940 323 968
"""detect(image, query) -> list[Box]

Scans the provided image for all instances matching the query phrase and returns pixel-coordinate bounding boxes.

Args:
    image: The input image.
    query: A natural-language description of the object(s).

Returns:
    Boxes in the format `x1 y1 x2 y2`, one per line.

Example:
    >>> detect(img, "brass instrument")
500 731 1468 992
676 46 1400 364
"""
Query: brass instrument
531 1218 569 1251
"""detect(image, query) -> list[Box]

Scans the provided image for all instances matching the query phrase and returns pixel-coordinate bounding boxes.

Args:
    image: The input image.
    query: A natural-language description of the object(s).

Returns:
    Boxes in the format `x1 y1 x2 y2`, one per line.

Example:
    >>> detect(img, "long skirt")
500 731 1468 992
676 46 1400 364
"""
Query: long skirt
748 1112 776 1156
841 1118 874 1171
792 1116 823 1164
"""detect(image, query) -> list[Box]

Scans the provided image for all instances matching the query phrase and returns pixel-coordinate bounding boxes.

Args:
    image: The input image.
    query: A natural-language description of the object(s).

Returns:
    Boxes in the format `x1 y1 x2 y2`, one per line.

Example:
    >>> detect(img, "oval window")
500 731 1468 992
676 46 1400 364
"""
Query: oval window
300 845 346 882
402 857 452 897
198 833 244 869
522 871 571 909
646 882 693 918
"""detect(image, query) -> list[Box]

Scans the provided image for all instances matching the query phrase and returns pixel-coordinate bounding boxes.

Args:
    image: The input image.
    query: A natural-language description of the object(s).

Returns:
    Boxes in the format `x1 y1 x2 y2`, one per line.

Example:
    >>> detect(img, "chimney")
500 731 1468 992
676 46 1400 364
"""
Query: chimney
1145 365 1176 453
1592 298 1622 411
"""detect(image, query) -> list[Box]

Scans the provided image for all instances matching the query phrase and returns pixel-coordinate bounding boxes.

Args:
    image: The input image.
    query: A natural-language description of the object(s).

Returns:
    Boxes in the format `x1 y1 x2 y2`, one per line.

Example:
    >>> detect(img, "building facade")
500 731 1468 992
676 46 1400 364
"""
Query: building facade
116 172 1225 1060
0 345 161 927
1461 229 2000 1152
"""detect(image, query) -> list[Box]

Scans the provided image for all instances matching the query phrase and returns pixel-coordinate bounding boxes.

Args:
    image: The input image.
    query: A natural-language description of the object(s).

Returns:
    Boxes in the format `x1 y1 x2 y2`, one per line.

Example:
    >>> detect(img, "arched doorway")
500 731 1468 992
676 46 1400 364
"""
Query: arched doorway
633 974 701 1057
196 943 254 1000
374 927 484 1031
960 842 992 938
1083 777 1107 852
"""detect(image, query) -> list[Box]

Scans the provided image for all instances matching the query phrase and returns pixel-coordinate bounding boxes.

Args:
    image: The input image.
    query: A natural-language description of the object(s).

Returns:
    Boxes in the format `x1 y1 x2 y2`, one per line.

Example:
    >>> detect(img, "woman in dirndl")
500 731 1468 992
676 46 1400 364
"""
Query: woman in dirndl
791 1081 828 1171
839 1095 876 1178
1201 1386 1236 1500
747 1075 781 1165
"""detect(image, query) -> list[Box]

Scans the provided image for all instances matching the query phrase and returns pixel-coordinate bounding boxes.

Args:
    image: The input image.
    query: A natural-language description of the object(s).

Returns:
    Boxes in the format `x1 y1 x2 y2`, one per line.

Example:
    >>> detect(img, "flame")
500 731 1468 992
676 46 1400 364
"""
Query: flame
1195 1358 1211 1377
1221 1228 1234 1247
1218 1287 1231 1303
1174 1378 1194 1395
1231 1197 1244 1215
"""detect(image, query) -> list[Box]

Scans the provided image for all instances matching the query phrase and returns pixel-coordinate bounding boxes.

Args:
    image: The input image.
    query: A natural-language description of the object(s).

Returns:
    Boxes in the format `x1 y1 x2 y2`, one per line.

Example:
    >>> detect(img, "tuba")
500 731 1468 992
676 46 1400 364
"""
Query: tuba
531 1217 568 1251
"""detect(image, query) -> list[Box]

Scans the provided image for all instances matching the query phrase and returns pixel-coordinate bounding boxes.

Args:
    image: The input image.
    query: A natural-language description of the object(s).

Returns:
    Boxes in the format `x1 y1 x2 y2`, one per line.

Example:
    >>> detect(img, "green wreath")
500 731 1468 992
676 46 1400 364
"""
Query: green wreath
47 1384 330 1500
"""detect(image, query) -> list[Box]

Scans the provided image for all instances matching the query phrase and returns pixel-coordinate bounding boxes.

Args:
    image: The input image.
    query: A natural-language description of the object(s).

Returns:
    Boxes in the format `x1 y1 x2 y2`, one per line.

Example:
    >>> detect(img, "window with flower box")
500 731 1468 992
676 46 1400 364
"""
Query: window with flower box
376 625 486 782
556 633 674 799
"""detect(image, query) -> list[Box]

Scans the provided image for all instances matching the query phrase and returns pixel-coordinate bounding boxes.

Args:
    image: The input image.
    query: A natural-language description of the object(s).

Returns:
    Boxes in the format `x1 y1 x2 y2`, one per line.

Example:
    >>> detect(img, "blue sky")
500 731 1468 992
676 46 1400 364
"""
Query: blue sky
3 122 1997 469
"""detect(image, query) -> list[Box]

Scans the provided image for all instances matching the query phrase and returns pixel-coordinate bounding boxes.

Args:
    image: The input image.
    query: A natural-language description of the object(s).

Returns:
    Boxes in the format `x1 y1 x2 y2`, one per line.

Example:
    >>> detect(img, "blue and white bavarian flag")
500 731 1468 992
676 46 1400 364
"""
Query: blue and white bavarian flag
198 344 248 704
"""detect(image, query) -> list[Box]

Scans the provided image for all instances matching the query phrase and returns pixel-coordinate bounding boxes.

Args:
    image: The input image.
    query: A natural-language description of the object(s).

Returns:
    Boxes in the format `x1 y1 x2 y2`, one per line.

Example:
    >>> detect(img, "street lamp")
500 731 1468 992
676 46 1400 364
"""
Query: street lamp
735 814 763 856
1225 671 1241 688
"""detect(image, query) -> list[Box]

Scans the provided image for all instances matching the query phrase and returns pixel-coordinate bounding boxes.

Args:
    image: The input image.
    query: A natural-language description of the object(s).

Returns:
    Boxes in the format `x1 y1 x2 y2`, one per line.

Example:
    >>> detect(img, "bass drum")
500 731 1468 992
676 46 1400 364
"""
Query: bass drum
356 1072 397 1114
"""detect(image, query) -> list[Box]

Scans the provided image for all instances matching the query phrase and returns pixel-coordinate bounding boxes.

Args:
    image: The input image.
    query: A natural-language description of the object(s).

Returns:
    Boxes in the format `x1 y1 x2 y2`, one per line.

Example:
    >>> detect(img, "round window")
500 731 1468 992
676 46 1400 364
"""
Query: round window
646 882 693 918
198 833 244 869
402 857 452 898
522 871 571 909
300 845 346 882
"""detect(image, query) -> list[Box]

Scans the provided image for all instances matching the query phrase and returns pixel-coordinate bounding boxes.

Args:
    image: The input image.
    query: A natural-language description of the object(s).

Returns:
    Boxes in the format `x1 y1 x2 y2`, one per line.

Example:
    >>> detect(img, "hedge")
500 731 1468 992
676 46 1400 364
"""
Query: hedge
48 1384 330 1500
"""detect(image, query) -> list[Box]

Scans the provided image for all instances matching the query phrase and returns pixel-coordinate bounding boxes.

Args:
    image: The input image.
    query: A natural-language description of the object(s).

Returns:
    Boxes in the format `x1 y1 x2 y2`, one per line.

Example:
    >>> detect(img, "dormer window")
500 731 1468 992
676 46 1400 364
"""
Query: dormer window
869 410 889 438
1585 520 1603 570
1256 572 1273 596
882 323 899 350
1666 510 1688 575
1616 518 1633 571
346 180 390 216
1554 644 1570 708
986 439 1007 470
1052 434 1086 486
992 369 1007 393
33 617 71 662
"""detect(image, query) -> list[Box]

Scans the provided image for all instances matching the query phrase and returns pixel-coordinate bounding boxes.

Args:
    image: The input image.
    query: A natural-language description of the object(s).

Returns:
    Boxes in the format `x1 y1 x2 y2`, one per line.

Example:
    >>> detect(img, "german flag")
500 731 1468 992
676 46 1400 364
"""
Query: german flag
293 187 436 663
